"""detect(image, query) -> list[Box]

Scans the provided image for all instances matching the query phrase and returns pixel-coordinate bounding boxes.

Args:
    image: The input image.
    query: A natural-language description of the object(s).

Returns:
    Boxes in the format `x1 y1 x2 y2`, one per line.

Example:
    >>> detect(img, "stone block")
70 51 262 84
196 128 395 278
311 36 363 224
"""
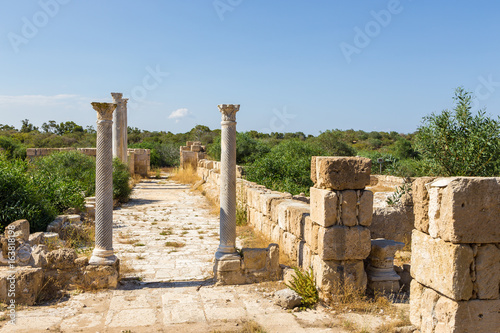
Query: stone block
310 187 338 227
475 244 500 300
276 200 300 231
271 224 281 244
82 260 119 289
340 190 357 226
287 203 310 239
215 258 241 272
313 156 371 190
266 244 280 275
412 177 436 233
303 216 319 253
0 266 43 305
282 232 299 262
429 177 500 243
258 193 284 216
318 226 371 260
298 241 313 269
410 280 500 333
242 248 267 271
411 230 474 301
358 190 373 226
45 248 77 270
312 255 367 293
311 156 318 184
370 205 414 244
215 270 245 285
4 219 30 242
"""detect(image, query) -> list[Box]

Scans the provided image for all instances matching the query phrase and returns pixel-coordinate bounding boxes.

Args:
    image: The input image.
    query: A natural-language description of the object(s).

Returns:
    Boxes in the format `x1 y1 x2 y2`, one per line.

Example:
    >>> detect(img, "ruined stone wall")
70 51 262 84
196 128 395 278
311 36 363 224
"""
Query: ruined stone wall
197 156 373 297
25 148 150 176
180 141 207 169
410 177 500 333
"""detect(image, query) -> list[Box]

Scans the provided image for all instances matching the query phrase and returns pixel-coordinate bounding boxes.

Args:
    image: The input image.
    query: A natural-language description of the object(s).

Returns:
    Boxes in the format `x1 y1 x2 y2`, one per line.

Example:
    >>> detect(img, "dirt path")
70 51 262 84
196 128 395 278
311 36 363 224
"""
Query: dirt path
1 178 355 333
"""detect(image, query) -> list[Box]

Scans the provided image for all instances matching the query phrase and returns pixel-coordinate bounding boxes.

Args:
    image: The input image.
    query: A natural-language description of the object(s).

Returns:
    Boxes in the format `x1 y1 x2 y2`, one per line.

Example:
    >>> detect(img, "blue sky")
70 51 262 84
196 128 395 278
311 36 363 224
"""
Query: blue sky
1 0 499 135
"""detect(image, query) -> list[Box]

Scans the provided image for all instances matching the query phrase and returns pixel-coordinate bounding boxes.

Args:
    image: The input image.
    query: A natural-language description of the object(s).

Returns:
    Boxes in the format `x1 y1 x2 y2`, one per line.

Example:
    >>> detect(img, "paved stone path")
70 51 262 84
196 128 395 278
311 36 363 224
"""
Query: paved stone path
0 178 360 333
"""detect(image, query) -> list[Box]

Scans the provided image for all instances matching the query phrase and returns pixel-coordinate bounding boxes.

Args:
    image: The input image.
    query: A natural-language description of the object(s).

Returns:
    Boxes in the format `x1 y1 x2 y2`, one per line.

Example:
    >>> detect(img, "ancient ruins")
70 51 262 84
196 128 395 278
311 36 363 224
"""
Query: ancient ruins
0 100 498 333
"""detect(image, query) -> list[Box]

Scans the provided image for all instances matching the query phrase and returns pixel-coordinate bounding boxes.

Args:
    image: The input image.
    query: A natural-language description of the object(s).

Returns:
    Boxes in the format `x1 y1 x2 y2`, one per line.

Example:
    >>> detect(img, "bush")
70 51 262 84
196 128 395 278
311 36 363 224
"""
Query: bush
245 140 323 195
415 88 500 176
0 151 132 232
129 142 179 167
207 132 271 165
34 150 96 196
113 158 132 202
0 156 56 232
0 136 26 159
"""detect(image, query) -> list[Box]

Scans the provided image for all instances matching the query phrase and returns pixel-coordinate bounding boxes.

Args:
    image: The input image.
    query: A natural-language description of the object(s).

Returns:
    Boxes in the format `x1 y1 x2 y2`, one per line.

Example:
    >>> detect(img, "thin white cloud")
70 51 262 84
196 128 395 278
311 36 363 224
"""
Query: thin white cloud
0 94 84 106
168 108 190 123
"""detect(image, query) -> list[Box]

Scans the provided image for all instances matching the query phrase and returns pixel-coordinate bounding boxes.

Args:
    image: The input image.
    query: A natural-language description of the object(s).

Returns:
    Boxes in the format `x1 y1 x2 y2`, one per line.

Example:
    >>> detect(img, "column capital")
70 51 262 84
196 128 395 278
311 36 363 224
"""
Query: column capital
218 104 240 122
111 92 123 102
121 98 129 106
92 102 117 121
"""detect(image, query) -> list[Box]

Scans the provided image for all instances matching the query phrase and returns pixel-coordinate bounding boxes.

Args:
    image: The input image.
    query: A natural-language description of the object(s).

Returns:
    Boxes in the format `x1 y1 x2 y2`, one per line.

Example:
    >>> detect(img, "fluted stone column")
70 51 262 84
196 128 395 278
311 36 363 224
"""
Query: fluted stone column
111 93 128 163
90 102 118 265
215 104 240 260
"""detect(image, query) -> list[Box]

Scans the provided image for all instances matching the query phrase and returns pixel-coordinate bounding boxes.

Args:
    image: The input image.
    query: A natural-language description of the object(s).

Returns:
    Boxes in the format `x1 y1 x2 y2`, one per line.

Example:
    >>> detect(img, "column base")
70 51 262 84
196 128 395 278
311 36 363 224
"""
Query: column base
89 248 117 265
215 249 239 261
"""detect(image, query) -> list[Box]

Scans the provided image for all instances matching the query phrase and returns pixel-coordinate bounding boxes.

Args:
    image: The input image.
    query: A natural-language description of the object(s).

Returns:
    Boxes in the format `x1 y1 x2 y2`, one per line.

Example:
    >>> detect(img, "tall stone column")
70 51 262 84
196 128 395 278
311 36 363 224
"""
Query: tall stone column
122 98 128 163
215 104 240 260
111 93 128 163
90 102 118 265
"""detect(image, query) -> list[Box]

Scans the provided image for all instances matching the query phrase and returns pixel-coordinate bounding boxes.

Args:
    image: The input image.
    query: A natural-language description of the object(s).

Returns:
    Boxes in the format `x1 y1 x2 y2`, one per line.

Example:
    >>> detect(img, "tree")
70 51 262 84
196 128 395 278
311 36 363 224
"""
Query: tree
415 87 500 177
20 119 38 133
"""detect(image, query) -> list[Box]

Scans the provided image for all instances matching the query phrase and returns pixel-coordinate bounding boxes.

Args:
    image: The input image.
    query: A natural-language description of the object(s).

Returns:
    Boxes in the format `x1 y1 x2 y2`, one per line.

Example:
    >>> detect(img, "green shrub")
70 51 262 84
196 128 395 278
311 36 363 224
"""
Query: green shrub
129 142 179 167
415 87 500 177
0 156 56 232
207 132 271 165
34 150 95 196
245 140 323 195
113 158 132 202
0 136 26 159
285 267 319 309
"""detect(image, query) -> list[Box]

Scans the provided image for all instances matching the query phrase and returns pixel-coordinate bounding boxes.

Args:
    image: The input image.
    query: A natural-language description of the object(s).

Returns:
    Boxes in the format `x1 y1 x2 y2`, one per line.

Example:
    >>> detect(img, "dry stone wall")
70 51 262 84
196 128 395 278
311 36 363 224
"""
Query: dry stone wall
180 141 207 169
410 177 500 333
197 156 373 297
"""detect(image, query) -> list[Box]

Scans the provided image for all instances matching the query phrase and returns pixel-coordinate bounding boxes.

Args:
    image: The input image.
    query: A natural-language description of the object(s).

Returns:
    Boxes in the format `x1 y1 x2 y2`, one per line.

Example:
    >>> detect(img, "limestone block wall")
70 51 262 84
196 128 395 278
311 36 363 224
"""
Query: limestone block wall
410 177 500 333
128 148 150 176
197 156 373 298
180 141 207 169
26 147 150 176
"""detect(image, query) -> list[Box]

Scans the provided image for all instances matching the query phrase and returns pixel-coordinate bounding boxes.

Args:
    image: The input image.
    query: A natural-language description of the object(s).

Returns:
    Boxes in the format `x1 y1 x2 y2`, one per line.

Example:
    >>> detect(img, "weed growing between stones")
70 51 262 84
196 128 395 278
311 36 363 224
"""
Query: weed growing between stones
165 241 185 248
284 267 319 309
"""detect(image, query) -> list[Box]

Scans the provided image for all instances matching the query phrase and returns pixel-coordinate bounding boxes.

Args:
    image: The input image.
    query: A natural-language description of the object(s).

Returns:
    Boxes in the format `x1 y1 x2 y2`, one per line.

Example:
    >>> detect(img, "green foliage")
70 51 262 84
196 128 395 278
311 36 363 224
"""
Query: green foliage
0 136 26 159
0 151 132 232
0 156 57 232
314 130 357 156
386 180 412 206
284 267 319 309
415 88 500 176
245 140 323 195
129 142 179 167
34 151 96 196
207 132 271 165
113 158 132 202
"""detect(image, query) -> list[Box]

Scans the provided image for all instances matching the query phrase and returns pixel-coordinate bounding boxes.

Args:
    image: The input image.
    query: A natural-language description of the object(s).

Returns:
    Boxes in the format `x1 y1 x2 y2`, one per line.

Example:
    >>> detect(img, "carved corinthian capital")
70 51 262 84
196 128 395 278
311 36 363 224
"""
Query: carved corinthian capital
92 102 117 121
110 92 123 102
218 104 240 122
